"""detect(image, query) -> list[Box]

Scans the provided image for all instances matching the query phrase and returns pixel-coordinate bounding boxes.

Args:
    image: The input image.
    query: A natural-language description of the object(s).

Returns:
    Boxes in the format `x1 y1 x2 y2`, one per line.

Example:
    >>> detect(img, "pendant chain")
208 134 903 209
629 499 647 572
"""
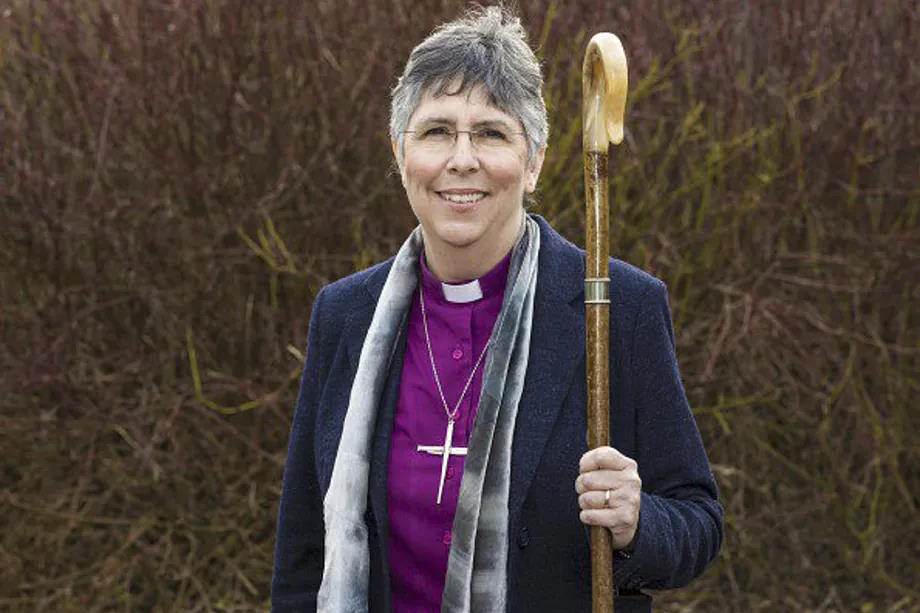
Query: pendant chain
419 287 491 422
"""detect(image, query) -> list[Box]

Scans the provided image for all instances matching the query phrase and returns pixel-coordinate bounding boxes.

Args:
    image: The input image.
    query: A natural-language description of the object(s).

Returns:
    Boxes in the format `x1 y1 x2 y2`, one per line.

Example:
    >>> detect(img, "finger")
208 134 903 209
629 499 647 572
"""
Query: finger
580 509 638 550
578 490 607 511
574 470 622 495
578 507 634 531
578 468 639 493
579 446 636 473
574 473 597 495
578 488 629 511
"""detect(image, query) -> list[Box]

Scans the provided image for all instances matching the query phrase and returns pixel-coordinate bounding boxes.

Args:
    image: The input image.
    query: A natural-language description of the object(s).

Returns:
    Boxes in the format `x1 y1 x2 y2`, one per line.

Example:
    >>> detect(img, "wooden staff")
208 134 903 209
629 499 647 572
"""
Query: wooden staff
583 32 628 613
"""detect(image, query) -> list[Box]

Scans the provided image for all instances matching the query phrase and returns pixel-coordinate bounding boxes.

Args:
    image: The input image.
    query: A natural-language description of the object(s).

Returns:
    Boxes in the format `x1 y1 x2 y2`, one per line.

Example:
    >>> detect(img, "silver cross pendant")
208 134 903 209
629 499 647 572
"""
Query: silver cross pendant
416 418 468 505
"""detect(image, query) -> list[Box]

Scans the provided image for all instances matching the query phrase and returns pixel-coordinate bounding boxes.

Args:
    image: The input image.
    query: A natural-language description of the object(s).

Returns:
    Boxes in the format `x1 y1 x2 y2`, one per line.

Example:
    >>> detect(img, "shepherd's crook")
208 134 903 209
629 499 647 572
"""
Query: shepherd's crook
583 32 628 613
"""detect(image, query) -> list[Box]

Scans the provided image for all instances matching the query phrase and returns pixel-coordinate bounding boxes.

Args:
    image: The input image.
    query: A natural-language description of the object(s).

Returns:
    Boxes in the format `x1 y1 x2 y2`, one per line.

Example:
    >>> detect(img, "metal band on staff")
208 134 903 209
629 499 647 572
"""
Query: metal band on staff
584 278 611 304
582 32 628 613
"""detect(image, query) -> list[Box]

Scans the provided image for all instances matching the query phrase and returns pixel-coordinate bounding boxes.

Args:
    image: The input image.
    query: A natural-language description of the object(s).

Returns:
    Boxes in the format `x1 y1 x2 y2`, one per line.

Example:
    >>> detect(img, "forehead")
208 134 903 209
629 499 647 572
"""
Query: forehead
410 82 520 127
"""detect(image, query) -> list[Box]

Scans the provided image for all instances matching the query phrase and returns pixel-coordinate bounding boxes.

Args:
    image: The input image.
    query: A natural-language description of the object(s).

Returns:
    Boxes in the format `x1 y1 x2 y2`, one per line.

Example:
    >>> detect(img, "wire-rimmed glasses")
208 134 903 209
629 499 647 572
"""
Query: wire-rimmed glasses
401 125 526 156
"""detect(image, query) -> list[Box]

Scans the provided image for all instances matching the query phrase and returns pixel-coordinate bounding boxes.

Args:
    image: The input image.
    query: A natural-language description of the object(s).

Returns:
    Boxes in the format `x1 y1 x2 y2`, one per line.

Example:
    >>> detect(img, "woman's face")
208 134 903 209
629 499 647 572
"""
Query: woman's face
394 84 544 272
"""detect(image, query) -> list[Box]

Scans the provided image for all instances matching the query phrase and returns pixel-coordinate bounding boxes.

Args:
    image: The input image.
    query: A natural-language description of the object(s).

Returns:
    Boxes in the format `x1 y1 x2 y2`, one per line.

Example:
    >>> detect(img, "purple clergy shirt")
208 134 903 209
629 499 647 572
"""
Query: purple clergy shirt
387 249 511 612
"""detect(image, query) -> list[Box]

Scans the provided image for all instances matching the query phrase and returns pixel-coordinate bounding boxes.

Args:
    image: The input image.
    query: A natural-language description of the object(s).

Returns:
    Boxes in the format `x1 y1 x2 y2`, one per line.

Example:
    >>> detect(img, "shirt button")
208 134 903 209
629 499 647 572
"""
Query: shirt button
452 348 463 360
442 531 452 546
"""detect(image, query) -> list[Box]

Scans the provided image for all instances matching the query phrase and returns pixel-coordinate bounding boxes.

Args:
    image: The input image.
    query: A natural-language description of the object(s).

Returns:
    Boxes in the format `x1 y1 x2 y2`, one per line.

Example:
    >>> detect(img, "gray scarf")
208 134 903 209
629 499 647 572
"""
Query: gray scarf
318 215 540 613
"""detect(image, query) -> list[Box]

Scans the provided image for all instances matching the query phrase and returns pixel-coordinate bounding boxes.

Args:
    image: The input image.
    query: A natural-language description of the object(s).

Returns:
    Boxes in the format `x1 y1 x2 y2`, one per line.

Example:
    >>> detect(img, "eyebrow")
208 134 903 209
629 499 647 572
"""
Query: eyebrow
413 116 518 131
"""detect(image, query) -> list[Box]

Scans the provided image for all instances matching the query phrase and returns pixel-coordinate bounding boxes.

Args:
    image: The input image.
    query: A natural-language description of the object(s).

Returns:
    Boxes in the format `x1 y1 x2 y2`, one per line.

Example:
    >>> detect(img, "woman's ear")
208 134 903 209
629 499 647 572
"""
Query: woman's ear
525 145 546 194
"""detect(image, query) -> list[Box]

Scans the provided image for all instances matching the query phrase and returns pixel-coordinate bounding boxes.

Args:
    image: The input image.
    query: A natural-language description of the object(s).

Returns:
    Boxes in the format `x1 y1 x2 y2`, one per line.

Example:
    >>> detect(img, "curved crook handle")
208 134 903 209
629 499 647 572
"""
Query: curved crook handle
582 33 628 153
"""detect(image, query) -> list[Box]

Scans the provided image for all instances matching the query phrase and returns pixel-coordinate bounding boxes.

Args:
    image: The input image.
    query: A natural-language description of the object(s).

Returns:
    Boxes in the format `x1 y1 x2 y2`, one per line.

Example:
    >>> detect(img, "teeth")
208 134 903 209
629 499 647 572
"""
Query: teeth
441 192 486 203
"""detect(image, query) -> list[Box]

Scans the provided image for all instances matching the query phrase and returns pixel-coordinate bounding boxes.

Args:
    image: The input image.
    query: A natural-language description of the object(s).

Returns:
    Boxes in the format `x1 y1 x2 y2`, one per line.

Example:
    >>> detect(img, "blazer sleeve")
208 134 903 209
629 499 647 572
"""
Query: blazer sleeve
271 286 328 612
613 280 724 592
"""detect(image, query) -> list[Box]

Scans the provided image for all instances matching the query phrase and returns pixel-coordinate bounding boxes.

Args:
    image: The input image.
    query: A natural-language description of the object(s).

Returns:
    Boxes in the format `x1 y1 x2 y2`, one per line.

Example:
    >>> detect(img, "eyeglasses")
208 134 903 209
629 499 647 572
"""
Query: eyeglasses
401 126 525 154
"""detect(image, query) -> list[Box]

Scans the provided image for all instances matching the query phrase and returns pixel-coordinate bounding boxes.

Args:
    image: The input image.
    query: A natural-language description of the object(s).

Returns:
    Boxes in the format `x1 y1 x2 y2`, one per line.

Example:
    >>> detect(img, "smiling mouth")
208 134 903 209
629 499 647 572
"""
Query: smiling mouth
437 191 488 204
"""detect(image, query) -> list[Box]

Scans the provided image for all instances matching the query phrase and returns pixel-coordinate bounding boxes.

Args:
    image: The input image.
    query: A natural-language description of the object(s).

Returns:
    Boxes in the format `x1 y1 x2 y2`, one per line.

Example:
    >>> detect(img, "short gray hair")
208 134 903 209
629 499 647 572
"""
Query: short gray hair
389 5 549 162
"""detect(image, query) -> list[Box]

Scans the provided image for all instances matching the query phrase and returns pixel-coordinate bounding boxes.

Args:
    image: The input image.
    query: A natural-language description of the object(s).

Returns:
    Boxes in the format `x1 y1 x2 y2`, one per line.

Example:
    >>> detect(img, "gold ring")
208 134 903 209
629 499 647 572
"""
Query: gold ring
604 489 611 507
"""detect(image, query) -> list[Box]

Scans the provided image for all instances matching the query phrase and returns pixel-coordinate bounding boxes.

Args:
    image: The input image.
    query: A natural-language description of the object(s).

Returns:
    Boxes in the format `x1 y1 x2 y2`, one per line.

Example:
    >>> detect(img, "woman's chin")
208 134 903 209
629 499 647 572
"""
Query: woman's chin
426 220 485 251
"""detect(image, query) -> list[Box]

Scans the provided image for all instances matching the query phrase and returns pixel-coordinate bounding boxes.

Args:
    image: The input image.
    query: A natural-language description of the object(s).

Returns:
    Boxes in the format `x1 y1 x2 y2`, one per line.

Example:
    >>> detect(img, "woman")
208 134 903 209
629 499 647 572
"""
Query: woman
272 7 722 612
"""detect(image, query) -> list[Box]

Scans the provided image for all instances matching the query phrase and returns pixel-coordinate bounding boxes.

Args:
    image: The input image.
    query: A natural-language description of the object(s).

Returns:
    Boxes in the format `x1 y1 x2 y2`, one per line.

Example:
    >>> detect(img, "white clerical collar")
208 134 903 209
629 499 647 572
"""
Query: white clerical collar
441 279 483 304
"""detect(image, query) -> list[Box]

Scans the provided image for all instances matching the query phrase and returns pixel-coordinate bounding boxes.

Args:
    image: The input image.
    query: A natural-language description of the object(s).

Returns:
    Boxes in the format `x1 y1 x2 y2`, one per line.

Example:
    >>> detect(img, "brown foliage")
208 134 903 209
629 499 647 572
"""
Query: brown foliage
1 0 918 611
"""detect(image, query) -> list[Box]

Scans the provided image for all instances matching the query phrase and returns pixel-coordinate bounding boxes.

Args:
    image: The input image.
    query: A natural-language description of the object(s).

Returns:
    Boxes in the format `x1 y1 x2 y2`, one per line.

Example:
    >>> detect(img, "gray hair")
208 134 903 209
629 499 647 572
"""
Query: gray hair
389 5 549 162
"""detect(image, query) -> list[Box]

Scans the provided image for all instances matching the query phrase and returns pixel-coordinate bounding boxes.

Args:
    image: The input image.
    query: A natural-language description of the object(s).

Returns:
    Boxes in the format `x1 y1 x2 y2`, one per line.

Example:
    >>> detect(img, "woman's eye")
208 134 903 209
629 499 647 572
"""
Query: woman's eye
478 129 507 140
423 127 450 137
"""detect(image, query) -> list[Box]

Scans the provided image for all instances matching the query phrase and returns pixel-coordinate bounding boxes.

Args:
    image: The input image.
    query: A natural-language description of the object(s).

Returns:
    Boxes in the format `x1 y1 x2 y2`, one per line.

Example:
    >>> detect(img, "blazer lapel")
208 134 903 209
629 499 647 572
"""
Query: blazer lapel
509 216 585 515
343 259 393 373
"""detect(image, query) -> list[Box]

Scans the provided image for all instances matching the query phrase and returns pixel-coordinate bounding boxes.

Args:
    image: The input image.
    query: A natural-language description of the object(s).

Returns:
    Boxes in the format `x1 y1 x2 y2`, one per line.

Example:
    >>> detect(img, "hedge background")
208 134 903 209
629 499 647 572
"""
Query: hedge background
2 1 918 611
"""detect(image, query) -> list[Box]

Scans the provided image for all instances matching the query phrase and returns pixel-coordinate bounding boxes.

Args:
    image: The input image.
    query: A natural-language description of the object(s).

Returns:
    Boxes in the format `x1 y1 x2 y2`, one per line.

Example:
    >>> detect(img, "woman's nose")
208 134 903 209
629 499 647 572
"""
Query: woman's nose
445 132 480 173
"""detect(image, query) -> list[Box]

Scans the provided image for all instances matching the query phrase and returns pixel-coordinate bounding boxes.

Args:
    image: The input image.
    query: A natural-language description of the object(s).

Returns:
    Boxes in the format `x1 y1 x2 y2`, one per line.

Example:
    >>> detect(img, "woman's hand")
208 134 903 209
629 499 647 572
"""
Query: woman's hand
575 446 642 551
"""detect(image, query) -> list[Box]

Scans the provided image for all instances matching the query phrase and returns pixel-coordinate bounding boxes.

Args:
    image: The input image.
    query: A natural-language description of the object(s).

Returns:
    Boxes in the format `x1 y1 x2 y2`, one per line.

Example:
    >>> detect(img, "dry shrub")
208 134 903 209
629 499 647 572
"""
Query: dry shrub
1 1 918 611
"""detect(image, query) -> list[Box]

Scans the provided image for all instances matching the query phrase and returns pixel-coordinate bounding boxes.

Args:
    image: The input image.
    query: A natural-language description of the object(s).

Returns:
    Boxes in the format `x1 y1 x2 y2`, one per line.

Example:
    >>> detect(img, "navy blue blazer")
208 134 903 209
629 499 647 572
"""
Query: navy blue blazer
272 215 723 612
